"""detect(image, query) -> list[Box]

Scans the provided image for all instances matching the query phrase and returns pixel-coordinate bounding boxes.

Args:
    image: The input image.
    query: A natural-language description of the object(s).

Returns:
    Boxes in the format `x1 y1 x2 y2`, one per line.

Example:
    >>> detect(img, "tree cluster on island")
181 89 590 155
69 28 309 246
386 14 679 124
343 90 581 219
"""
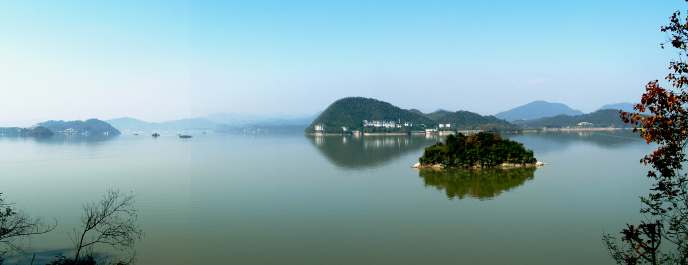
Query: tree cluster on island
418 132 537 168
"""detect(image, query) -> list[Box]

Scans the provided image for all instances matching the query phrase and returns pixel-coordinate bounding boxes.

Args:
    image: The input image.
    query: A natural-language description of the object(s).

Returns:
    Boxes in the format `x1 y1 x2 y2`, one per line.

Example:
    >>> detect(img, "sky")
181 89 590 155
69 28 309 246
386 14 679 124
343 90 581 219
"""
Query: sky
0 0 685 124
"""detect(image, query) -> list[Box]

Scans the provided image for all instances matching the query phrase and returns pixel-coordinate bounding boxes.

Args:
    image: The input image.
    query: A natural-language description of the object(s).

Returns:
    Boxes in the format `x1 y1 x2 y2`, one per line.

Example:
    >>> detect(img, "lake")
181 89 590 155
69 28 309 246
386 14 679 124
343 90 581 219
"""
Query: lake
1 130 655 264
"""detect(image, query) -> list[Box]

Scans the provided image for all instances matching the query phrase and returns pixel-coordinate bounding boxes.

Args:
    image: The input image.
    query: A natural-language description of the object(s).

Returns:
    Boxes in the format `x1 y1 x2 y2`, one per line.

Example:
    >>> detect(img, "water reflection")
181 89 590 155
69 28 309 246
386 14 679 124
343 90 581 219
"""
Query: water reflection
418 167 536 200
0 134 117 145
306 134 441 169
504 130 647 154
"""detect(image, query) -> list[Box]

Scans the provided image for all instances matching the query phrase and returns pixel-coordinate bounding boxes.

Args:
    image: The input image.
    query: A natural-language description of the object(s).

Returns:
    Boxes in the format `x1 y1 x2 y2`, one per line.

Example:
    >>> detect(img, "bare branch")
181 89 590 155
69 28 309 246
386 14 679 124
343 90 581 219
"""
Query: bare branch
72 189 143 262
0 193 56 255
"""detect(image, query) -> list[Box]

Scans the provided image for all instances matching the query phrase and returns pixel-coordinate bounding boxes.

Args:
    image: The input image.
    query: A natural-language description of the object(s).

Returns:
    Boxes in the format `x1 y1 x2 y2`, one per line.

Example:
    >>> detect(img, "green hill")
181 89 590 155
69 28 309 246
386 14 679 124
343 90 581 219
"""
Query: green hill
512 109 630 128
39 119 121 135
306 97 436 133
427 110 517 131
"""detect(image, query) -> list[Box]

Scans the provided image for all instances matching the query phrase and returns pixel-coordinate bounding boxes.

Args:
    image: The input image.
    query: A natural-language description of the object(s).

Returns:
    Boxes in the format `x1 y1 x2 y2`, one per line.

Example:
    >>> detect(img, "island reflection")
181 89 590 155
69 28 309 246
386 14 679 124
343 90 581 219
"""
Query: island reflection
418 167 536 200
306 134 441 169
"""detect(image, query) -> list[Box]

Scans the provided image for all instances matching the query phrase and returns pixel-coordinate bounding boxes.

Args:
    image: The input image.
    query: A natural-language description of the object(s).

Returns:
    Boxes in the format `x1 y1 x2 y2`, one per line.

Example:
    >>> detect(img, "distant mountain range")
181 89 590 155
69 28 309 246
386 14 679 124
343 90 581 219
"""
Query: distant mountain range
495 101 584 122
511 109 631 128
493 101 651 122
596 102 649 114
106 112 321 132
1 99 649 134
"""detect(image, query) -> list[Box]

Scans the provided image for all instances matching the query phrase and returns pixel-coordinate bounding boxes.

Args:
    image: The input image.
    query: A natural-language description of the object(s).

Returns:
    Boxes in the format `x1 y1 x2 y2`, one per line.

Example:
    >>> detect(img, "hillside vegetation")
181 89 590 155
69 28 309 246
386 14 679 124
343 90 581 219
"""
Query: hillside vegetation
39 119 121 135
428 110 517 131
512 109 630 128
306 97 436 133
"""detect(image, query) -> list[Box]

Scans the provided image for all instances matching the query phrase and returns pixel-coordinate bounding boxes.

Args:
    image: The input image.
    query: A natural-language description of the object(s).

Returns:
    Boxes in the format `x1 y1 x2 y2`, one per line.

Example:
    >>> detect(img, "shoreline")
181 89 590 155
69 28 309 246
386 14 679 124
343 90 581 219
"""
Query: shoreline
541 127 629 131
411 161 547 169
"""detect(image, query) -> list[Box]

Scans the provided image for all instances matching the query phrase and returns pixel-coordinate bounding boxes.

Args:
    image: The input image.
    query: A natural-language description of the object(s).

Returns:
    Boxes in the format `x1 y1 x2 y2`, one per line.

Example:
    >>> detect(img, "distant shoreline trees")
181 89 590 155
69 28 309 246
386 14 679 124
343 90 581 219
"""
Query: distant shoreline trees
0 126 53 137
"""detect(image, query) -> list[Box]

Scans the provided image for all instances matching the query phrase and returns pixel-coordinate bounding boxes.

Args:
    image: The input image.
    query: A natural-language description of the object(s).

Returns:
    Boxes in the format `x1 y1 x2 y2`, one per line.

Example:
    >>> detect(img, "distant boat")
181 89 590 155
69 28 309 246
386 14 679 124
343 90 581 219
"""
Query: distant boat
179 134 191 138
152 133 160 137
134 134 138 135
203 131 206 133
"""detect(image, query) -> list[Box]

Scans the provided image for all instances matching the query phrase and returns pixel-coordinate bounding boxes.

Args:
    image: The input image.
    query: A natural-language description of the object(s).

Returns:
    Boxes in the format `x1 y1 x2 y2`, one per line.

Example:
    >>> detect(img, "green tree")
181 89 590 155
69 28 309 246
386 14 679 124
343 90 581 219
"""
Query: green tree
605 3 688 264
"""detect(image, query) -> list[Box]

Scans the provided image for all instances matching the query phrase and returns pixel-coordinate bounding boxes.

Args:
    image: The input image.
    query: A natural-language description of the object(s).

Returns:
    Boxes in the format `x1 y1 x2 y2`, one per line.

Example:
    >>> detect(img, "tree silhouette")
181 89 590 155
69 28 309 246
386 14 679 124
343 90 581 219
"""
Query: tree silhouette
69 189 143 264
0 193 55 259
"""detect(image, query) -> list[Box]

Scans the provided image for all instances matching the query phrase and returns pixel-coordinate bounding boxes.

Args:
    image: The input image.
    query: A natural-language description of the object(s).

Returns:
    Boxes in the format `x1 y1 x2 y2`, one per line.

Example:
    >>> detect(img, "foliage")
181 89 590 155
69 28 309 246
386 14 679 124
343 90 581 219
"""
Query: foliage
0 193 55 257
419 132 536 168
305 97 437 133
39 119 121 135
512 109 633 128
604 5 688 264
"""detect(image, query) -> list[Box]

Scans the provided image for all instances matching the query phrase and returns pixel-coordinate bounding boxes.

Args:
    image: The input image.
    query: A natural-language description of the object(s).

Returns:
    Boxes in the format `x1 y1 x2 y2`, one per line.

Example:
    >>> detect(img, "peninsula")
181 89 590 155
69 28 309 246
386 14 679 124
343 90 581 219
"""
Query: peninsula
413 132 545 169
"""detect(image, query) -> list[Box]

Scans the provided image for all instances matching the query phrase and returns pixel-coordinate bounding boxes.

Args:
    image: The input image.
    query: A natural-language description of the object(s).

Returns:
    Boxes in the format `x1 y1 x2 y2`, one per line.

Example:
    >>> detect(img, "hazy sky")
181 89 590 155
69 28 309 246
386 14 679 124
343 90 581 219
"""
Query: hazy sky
1 1 684 124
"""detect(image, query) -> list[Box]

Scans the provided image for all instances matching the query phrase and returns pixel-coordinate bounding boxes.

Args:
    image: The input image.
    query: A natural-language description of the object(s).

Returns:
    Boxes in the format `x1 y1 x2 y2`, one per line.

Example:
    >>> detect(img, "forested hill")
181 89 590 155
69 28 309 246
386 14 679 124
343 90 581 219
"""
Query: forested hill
306 97 436 133
39 119 121 135
511 109 631 128
427 110 518 131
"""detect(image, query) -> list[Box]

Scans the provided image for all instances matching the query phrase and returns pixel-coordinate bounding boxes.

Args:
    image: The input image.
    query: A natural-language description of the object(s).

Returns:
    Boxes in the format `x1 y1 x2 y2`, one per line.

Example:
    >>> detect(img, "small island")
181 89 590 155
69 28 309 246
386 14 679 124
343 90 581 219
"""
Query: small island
414 132 545 169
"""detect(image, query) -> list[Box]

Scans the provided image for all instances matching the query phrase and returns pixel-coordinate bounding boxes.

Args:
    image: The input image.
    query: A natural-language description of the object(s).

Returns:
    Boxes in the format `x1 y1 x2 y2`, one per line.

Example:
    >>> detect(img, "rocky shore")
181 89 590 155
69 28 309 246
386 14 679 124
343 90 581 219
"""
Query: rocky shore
412 161 547 169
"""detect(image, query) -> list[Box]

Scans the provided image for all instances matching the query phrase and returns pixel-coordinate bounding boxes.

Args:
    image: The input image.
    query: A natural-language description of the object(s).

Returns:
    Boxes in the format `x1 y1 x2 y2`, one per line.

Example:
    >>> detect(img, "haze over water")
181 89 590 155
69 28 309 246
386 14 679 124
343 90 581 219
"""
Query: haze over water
2 130 654 264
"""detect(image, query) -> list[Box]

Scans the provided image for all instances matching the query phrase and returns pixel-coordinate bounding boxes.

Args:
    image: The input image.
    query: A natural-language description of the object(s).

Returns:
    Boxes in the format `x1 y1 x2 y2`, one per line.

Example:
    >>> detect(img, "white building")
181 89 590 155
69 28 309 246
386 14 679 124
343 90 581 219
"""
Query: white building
363 120 398 128
315 124 325 131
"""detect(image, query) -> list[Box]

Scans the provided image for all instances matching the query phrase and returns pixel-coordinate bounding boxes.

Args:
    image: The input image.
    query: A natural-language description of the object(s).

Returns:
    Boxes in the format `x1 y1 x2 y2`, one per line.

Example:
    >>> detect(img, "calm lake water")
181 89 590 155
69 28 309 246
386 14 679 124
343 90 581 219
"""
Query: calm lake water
1 130 656 264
